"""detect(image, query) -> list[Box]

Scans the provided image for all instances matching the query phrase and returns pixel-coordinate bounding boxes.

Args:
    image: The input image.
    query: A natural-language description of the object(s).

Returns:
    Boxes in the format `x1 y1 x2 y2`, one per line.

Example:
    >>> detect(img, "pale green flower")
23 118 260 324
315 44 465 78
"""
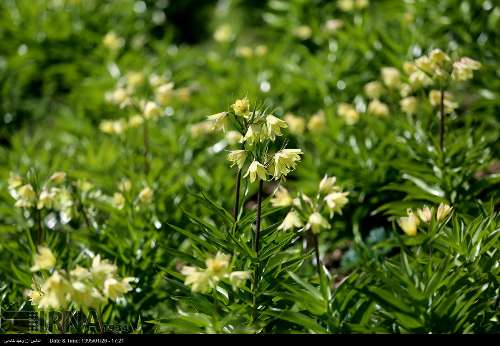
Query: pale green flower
278 211 304 231
306 212 330 234
227 150 247 170
265 115 288 140
31 246 56 272
244 160 268 183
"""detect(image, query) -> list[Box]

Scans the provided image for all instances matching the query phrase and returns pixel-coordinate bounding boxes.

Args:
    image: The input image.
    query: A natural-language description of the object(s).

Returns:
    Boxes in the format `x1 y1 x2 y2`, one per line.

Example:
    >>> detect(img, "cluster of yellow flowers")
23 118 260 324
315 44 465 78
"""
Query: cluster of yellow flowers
26 246 135 310
102 31 125 51
9 171 75 222
180 252 250 293
110 178 154 210
100 70 167 136
338 0 369 12
208 98 303 183
355 49 481 120
414 49 481 83
398 202 453 236
235 45 268 58
271 175 349 234
283 110 327 135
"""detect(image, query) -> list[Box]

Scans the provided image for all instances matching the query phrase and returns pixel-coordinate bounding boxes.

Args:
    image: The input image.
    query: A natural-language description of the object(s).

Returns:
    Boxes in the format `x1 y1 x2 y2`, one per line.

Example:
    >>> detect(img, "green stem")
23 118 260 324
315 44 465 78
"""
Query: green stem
233 169 242 221
252 180 263 323
312 233 322 279
143 119 150 175
36 208 43 245
97 307 105 334
439 86 445 154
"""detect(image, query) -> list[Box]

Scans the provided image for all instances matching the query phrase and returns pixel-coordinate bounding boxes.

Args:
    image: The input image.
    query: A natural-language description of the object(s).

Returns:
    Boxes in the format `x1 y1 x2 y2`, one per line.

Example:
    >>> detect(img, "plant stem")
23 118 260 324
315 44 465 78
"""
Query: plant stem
97 308 104 334
252 179 264 323
312 233 322 278
439 86 445 153
233 169 242 221
143 119 150 175
60 311 66 334
36 208 43 244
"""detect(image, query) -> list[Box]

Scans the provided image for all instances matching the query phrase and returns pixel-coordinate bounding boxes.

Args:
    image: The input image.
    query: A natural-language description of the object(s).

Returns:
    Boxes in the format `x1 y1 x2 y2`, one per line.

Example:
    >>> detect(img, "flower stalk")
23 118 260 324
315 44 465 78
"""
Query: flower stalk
439 86 445 153
233 169 242 221
252 179 264 323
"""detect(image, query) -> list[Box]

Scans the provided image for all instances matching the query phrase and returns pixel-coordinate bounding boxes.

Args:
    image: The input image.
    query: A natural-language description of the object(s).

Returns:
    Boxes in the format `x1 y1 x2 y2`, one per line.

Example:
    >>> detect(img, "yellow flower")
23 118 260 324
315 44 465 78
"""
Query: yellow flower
231 98 250 117
38 271 69 310
109 87 129 106
270 186 293 208
319 175 338 194
367 99 389 117
91 255 117 286
26 289 43 306
436 203 453 222
37 188 57 210
103 31 124 51
70 266 91 280
270 149 303 179
71 281 105 309
324 191 349 216
50 172 66 184
214 24 232 43
103 277 134 301
364 81 384 99
118 178 132 192
112 192 126 210
416 206 433 223
254 45 268 56
324 19 344 33
400 97 418 115
138 187 154 204
337 103 359 125
229 271 250 290
31 246 56 272
205 252 231 278
241 124 262 145
306 212 330 234
278 211 304 231
403 62 417 75
128 114 144 128
15 184 36 208
155 82 175 105
293 25 312 40
398 209 420 236
181 266 211 293
409 70 433 87
235 46 253 58
225 131 243 145
8 172 23 190
355 0 369 9
244 160 267 183
429 90 458 114
451 57 481 81
381 67 401 88
429 49 451 66
207 112 228 132
227 150 247 170
307 110 327 132
415 55 434 75
266 115 288 140
190 121 212 138
338 0 354 12
126 71 145 89
284 113 306 135
143 101 162 120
